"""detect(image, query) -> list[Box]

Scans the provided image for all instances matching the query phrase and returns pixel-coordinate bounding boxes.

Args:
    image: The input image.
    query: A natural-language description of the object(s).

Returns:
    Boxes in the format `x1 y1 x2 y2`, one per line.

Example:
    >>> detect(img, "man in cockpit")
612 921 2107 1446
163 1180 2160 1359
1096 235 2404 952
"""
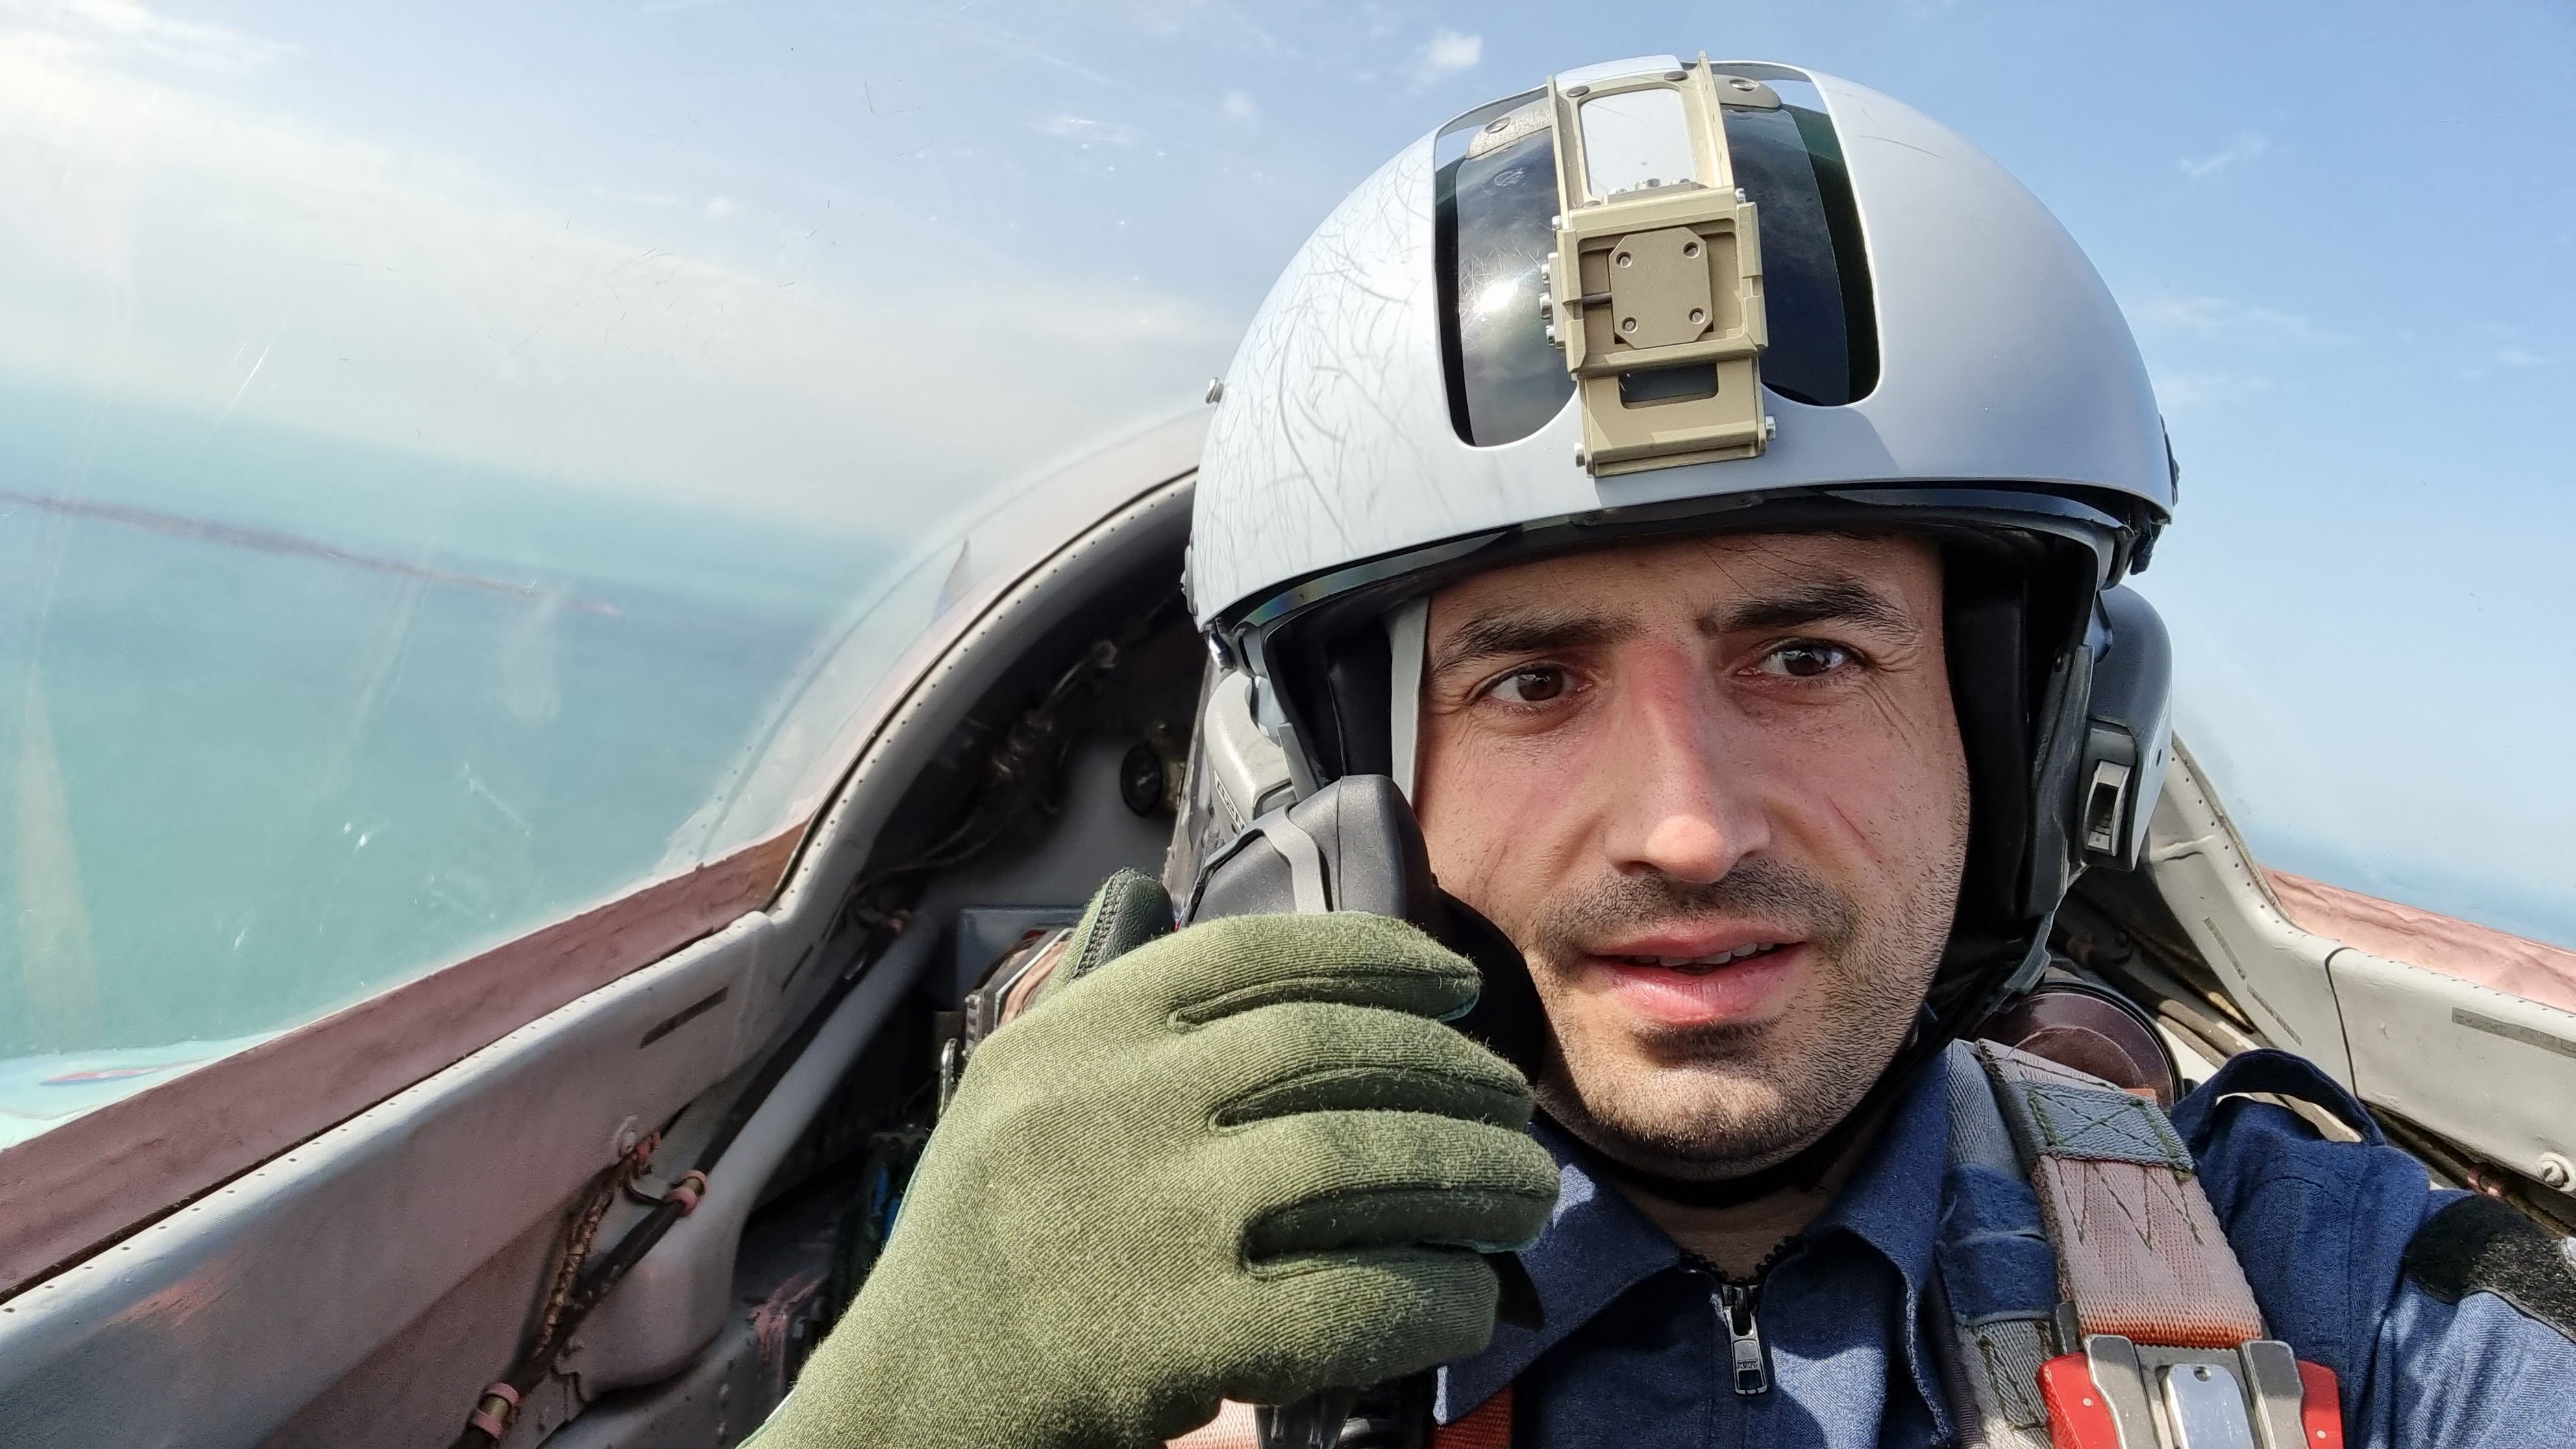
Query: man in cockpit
757 56 2576 1449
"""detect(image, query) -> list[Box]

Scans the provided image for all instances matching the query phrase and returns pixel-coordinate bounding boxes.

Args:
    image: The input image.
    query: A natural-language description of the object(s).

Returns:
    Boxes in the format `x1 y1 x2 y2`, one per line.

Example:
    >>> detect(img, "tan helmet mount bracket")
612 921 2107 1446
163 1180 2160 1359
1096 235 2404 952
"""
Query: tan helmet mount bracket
1541 56 1772 477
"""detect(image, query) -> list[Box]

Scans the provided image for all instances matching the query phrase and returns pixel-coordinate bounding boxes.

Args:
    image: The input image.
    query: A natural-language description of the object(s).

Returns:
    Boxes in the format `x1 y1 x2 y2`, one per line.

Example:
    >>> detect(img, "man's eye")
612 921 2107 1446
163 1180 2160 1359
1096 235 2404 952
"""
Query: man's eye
1757 642 1855 679
1485 667 1570 704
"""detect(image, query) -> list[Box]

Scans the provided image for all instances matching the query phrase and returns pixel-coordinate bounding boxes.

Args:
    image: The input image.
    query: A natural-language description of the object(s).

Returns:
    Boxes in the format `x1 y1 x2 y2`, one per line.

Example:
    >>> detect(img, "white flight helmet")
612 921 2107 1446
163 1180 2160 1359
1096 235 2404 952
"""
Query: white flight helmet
1182 56 2177 1036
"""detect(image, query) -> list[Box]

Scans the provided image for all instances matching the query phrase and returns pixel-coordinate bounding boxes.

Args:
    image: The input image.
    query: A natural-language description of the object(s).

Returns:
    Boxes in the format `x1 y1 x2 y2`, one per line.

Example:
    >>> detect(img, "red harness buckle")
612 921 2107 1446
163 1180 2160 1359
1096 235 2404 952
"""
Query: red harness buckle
2296 1361 2342 1448
2039 1352 2123 1447
2036 1341 2341 1449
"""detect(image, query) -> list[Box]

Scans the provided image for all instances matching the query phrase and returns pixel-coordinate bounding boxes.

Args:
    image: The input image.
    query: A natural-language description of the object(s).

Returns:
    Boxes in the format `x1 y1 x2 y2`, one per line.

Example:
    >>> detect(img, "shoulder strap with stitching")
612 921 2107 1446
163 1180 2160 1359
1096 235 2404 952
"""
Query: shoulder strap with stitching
1978 1041 2267 1348
1932 1041 2062 1449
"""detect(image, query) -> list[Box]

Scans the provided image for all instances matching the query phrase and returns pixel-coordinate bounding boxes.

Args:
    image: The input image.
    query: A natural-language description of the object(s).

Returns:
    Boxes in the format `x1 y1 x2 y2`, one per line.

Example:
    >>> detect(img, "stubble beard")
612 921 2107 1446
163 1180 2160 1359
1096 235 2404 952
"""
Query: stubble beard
1525 854 1959 1180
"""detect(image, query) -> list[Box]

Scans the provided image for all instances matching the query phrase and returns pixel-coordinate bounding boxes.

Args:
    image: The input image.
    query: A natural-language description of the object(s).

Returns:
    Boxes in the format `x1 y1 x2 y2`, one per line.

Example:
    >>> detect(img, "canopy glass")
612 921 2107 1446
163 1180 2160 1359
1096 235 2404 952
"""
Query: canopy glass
3 2 2568 1148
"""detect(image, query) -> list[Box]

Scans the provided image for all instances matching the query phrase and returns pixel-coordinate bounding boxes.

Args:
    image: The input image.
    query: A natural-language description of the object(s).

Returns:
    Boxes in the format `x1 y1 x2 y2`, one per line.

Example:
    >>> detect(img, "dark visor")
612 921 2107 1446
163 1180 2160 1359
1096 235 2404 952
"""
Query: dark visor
1434 78 1879 448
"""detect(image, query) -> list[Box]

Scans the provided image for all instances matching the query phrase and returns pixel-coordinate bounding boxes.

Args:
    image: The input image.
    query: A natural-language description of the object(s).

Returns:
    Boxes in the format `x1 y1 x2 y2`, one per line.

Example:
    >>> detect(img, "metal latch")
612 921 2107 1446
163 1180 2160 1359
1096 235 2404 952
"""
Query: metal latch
2037 1335 2343 1449
1541 55 1769 477
2081 758 2134 858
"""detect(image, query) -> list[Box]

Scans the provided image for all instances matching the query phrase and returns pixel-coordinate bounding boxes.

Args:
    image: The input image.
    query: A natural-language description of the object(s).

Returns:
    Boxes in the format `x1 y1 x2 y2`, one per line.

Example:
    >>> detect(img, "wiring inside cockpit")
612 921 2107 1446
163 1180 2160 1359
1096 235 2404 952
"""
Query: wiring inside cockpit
447 593 1182 1449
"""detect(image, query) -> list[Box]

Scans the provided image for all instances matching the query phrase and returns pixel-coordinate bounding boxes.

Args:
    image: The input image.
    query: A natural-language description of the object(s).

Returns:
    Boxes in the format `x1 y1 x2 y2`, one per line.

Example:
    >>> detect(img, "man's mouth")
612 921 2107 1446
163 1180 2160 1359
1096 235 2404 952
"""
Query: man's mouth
1605 941 1790 974
1574 930 1810 1028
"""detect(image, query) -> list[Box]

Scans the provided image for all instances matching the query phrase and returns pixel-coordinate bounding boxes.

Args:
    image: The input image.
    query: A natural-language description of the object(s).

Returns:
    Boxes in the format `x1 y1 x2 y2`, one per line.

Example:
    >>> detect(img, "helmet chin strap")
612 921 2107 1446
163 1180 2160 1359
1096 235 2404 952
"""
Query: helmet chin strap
1384 597 1429 803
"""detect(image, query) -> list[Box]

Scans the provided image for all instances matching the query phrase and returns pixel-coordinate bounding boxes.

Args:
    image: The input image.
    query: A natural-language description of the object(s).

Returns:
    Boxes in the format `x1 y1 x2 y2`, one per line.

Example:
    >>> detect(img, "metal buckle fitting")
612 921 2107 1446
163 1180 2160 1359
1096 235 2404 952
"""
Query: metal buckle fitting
1541 55 1770 477
2037 1335 2342 1449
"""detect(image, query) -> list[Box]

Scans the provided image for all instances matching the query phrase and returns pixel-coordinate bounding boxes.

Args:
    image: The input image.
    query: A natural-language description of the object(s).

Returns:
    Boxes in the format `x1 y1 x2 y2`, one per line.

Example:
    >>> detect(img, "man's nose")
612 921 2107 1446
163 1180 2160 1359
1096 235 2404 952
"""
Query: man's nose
1600 643 1769 884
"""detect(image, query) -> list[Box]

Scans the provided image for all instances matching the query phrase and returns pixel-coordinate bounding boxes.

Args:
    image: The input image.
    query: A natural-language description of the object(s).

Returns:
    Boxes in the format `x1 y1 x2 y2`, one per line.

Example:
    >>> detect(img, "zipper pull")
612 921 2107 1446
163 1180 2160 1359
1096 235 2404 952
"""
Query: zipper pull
1717 1282 1768 1396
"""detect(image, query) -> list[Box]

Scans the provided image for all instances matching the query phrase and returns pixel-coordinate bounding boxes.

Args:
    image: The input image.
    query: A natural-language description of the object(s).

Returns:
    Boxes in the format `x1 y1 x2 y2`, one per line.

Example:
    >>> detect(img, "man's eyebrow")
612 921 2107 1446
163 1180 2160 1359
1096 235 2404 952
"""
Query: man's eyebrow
1707 578 1916 636
1429 610 1637 674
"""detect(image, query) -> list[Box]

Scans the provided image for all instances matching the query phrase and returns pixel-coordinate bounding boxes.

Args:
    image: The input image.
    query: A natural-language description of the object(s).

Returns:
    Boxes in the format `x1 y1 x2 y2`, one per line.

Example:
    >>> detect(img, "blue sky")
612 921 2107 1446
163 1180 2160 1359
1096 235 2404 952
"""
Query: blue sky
1 0 2570 941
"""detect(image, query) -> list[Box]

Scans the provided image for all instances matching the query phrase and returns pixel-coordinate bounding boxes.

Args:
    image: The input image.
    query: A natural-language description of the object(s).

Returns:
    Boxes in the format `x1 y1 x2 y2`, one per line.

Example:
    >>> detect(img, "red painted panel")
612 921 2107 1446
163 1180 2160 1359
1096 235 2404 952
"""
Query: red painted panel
2268 869 2576 1015
0 824 802 1296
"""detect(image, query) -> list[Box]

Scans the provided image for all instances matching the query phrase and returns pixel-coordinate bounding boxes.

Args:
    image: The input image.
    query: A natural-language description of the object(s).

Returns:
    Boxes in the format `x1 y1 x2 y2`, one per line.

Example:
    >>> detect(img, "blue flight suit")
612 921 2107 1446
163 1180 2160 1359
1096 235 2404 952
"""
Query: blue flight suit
1437 1050 2576 1446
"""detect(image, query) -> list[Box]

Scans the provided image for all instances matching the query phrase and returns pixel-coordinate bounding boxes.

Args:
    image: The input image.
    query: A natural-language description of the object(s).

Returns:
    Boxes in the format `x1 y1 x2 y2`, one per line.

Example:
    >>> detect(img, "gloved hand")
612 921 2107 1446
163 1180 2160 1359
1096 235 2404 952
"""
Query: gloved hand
754 869 1558 1448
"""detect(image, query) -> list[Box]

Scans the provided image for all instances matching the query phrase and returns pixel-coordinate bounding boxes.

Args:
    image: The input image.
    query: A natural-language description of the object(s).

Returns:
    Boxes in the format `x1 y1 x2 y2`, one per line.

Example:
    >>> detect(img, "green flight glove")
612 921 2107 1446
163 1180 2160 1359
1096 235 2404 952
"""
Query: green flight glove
754 869 1559 1448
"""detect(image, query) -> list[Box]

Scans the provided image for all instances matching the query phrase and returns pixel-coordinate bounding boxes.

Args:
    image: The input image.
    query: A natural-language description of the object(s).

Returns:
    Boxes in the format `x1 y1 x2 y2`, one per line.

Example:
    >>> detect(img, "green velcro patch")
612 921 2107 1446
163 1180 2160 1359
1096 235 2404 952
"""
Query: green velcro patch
2002 1081 2192 1172
2403 1194 2576 1346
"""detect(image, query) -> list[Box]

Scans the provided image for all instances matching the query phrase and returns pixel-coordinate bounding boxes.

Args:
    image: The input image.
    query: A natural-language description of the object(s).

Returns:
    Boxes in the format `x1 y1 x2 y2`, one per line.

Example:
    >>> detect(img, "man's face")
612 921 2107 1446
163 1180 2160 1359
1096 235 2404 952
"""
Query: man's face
1413 532 1970 1179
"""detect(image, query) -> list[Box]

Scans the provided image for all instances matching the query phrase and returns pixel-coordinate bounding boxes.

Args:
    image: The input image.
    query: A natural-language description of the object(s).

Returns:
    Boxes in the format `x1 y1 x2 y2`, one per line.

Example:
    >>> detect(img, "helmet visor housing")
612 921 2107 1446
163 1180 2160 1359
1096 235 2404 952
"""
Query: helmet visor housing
1438 74 1880 451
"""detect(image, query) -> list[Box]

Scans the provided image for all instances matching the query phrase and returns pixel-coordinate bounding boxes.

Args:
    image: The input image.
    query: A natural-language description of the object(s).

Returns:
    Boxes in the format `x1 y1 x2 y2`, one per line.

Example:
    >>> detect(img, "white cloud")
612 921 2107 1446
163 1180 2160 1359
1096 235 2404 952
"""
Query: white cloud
2455 344 2560 384
1039 114 1141 147
1222 88 1257 124
1411 27 1480 90
1 0 289 73
585 183 686 210
0 40 1228 528
2179 131 2269 181
2138 294 2351 349
2145 367 2272 410
934 16 1119 89
2136 292 2346 408
702 195 738 220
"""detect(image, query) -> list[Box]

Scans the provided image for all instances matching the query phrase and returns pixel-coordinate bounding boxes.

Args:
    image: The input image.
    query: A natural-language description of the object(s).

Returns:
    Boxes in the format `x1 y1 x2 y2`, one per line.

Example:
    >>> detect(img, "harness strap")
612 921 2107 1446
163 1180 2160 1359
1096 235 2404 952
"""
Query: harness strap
1430 1384 1513 1449
1935 1043 2065 1449
1959 1041 2345 1449
1977 1043 2266 1348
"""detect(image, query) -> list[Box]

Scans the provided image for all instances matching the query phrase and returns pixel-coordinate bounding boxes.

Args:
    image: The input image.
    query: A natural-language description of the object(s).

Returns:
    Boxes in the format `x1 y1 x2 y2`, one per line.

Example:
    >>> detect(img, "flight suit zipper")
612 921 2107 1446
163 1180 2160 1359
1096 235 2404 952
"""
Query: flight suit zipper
1683 1251 1777 1399
1716 1280 1767 1396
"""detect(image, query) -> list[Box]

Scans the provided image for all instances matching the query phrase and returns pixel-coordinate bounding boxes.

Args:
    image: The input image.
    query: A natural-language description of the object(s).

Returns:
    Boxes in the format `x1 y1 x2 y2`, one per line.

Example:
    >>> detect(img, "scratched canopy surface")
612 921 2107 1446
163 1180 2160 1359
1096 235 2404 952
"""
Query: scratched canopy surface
2 2 2571 1149
0 2 1246 1146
